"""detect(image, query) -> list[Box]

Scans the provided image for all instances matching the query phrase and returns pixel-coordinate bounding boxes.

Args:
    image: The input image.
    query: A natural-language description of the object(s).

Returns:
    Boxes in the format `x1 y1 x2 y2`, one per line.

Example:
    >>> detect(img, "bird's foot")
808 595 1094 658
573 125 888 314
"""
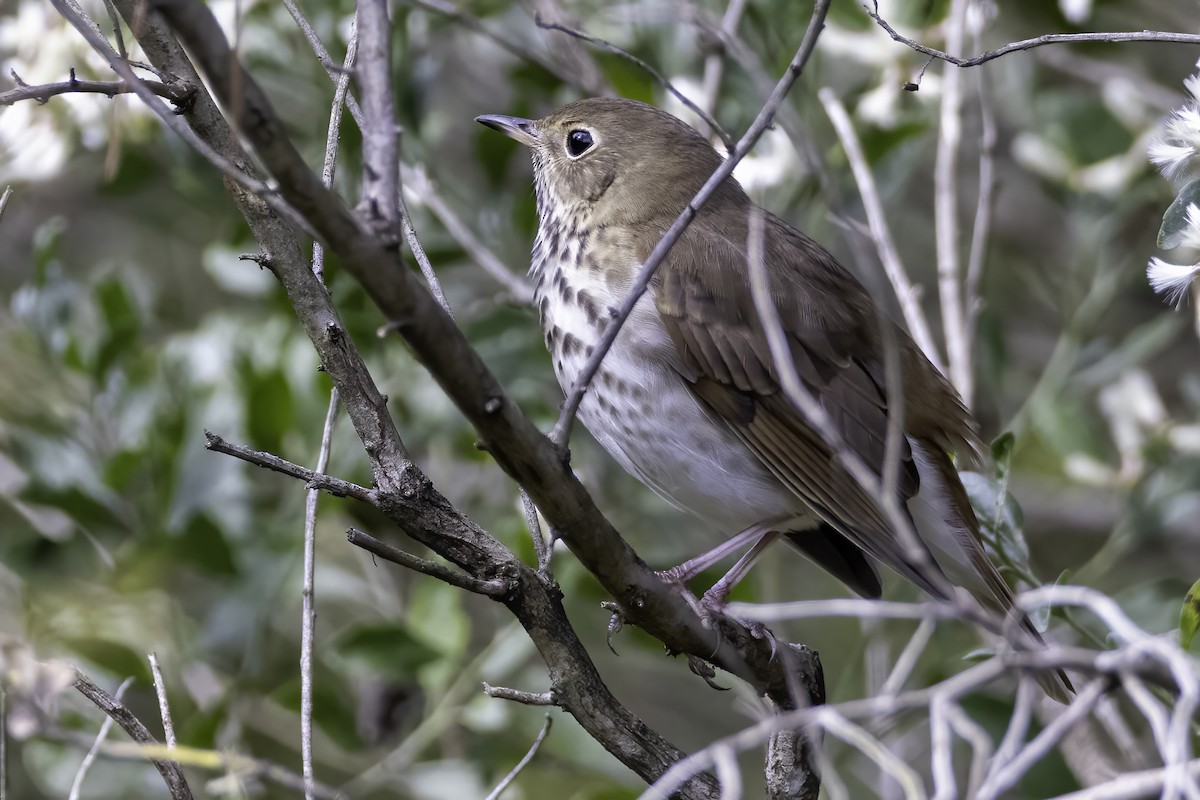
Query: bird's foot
687 654 728 691
599 600 625 655
698 588 778 660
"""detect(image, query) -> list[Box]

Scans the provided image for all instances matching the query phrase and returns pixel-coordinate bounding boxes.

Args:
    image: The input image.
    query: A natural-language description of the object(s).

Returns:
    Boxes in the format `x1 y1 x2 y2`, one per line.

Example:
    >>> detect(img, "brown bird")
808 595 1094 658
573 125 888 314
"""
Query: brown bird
477 98 1071 701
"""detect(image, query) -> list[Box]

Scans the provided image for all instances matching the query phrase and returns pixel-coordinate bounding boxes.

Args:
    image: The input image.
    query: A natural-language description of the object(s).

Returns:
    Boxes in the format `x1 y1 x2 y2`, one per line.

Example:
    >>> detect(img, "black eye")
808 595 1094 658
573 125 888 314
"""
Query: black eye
566 129 593 157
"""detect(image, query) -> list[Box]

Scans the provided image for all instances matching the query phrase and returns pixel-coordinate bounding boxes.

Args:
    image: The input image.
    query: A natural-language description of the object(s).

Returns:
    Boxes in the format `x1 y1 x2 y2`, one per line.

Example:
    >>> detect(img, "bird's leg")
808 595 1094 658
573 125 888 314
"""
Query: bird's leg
702 530 783 607
699 530 783 647
655 520 777 587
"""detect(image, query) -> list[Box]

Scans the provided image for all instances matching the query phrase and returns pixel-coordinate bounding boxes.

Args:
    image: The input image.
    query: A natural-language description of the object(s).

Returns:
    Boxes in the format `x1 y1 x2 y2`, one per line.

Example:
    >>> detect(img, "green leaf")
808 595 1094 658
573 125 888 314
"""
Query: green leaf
990 432 1015 481
238 361 295 454
1159 178 1200 250
93 276 141 377
61 637 152 684
334 623 441 680
1180 578 1200 651
176 514 237 576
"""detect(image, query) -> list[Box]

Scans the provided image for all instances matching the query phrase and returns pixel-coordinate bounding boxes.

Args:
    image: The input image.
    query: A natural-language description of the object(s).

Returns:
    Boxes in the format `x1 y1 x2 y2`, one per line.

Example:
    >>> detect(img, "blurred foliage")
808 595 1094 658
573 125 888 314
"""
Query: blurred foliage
1 0 1199 797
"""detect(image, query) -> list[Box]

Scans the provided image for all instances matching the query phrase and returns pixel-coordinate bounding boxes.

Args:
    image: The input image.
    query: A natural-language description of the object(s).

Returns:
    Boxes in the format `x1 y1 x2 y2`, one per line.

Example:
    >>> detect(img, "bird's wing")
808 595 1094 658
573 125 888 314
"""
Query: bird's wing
651 213 953 597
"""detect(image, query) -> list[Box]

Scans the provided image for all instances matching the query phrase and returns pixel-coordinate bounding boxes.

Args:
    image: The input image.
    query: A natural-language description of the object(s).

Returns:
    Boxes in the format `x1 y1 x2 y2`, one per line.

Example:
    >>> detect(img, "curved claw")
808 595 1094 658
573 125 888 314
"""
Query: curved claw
600 600 624 655
687 654 729 691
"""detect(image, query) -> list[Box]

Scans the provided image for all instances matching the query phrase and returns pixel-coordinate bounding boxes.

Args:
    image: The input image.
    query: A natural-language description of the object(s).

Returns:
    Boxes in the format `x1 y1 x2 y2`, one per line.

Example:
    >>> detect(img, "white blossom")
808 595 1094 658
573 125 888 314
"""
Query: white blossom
1146 257 1200 307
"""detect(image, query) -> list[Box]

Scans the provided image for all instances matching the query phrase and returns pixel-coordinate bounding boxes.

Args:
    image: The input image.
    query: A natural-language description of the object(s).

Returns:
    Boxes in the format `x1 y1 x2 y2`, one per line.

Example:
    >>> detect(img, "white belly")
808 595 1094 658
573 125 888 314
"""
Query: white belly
535 260 800 532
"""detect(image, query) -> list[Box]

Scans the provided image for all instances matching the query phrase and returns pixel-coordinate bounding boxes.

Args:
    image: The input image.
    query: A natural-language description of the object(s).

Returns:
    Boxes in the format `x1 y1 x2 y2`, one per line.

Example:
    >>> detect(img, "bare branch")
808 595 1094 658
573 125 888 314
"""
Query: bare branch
934 0 972 401
817 88 943 371
69 677 134 800
482 683 557 706
48 0 315 236
301 391 339 800
348 528 511 597
146 654 176 748
979 678 1110 799
536 16 735 152
550 0 833 448
962 40 997 409
72 670 194 800
280 0 364 128
484 713 553 800
700 0 748 117
406 0 584 90
0 73 191 107
203 430 375 502
401 164 534 303
864 7 1200 70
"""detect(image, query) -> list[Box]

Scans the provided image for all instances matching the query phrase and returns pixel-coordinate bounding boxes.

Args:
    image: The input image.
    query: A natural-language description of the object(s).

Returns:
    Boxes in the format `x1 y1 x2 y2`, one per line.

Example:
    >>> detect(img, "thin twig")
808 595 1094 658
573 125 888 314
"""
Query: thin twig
401 200 452 315
203 430 375 502
147 654 176 748
713 744 742 800
865 7 1200 69
348 528 510 596
483 713 553 800
879 617 937 695
47 0 315 236
519 489 551 575
401 164 534 303
536 16 735 152
72 669 194 800
100 0 126 57
281 0 363 125
700 0 748 119
550 0 833 449
980 678 1110 798
69 677 134 800
0 75 191 106
962 34 997 410
301 390 339 800
1050 760 1200 800
313 13 358 279
482 683 556 706
0 186 12 222
817 87 943 371
934 0 971 401
406 0 582 89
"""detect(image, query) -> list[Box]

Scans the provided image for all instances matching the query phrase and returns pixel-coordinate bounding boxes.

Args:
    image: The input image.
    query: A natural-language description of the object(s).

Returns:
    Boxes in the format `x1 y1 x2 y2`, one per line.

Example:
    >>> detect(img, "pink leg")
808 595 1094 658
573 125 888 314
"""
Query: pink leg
656 519 780 586
702 530 783 607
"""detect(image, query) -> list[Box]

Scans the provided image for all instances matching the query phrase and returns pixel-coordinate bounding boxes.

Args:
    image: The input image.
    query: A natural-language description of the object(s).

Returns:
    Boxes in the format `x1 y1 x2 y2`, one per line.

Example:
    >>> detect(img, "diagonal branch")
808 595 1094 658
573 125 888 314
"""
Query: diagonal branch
73 670 194 800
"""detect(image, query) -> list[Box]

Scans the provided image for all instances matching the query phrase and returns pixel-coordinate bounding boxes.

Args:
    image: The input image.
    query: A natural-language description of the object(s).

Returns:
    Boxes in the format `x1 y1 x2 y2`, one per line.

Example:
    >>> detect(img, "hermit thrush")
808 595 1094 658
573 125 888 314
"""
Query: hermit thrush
477 98 1071 701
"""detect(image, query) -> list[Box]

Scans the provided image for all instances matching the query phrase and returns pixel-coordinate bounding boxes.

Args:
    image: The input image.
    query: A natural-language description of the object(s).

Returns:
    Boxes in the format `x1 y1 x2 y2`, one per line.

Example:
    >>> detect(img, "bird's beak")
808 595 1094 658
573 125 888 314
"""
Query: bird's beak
475 114 538 147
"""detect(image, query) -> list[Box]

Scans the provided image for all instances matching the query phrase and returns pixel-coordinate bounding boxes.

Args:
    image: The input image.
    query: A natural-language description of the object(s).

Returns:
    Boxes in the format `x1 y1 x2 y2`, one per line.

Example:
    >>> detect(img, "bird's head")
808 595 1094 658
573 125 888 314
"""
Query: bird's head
476 97 744 226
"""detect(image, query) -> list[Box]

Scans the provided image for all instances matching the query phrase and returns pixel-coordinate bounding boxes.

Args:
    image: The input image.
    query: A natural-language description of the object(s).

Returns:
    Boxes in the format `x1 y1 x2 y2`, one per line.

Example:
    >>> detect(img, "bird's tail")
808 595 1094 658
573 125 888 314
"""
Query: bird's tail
908 437 1075 703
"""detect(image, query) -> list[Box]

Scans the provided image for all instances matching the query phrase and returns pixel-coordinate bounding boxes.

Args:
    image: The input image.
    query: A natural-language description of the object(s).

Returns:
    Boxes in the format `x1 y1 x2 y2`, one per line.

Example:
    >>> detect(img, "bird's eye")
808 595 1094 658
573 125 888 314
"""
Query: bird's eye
566 129 593 157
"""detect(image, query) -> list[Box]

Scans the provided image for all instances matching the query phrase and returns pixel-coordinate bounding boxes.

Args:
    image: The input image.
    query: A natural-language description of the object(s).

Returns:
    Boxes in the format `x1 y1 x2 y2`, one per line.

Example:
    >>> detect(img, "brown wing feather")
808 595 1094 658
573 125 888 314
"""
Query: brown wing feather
651 214 948 594
648 208 1070 700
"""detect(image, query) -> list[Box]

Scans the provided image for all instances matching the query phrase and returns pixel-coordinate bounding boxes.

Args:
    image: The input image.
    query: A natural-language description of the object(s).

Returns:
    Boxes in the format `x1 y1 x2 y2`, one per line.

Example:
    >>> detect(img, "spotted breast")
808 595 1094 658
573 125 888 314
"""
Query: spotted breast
529 200 806 534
